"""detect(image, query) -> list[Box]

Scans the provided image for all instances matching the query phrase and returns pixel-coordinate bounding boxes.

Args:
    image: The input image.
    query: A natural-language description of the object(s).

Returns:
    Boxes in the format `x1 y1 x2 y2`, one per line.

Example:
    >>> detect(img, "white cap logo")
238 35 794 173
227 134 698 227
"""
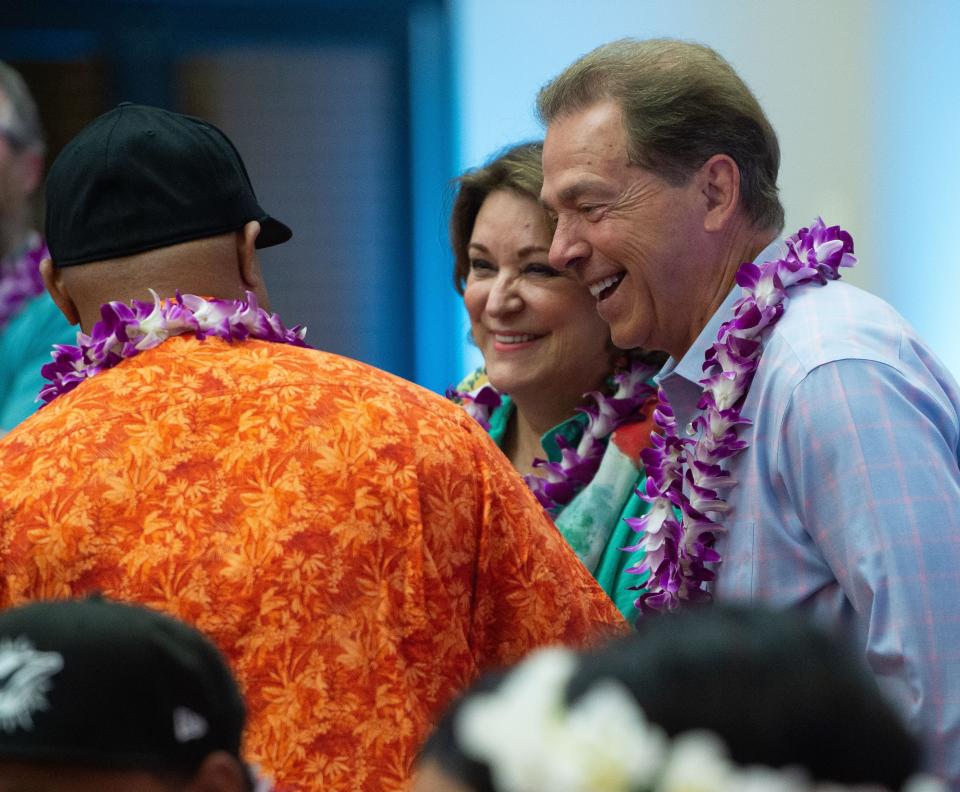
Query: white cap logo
0 637 64 734
173 706 209 743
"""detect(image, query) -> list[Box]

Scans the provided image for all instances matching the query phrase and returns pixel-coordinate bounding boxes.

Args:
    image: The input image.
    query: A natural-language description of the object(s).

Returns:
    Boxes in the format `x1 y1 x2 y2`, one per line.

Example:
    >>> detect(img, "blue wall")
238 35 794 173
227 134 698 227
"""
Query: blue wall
874 0 960 378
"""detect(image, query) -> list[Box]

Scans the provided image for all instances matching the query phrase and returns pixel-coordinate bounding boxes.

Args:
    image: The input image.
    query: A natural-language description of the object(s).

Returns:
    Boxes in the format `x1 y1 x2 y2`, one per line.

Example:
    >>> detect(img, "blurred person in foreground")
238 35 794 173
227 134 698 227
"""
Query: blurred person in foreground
448 141 664 621
415 606 943 792
0 596 270 792
0 103 625 791
537 38 960 784
0 61 74 433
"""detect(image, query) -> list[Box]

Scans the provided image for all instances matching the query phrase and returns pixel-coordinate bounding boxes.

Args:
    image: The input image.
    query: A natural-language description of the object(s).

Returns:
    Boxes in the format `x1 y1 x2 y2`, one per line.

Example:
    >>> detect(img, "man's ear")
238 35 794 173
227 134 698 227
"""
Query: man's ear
237 220 262 290
697 154 741 233
183 751 250 792
39 258 80 326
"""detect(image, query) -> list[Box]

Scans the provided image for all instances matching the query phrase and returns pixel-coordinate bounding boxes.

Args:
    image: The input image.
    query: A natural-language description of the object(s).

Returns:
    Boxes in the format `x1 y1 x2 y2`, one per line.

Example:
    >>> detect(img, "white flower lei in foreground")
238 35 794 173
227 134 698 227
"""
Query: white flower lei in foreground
456 648 945 792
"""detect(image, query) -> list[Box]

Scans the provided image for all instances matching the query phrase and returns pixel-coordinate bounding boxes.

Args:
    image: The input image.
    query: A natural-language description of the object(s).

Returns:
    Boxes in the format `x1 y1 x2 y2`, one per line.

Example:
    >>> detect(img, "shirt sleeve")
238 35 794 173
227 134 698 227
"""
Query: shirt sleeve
778 357 960 785
461 420 629 666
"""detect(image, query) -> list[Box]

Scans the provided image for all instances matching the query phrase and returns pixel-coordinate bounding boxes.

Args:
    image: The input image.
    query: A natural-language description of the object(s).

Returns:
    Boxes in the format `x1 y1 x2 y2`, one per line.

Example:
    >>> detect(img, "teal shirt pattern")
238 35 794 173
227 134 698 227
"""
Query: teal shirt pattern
0 293 76 433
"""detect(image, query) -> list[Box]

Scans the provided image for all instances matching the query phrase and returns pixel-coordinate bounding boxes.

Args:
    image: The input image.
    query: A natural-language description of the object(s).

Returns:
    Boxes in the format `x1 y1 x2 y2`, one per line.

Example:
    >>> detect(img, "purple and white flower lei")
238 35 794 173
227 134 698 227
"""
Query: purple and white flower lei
38 290 308 405
449 354 657 513
0 234 47 331
625 218 855 613
446 382 503 433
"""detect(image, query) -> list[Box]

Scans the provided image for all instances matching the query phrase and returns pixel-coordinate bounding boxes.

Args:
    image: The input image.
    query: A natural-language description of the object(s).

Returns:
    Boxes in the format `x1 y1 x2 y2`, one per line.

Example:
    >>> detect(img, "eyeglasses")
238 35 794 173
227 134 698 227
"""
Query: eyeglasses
0 127 29 151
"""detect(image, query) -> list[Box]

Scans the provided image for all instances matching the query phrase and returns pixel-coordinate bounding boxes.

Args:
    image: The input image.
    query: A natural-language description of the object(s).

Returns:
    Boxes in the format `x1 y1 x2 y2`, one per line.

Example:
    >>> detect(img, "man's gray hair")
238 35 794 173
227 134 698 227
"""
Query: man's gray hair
0 61 45 152
537 38 784 233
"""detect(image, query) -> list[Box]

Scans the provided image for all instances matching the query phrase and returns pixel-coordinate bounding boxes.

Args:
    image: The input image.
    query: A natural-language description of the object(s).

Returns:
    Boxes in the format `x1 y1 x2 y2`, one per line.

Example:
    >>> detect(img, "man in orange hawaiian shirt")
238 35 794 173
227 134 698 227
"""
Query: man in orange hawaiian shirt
0 104 625 792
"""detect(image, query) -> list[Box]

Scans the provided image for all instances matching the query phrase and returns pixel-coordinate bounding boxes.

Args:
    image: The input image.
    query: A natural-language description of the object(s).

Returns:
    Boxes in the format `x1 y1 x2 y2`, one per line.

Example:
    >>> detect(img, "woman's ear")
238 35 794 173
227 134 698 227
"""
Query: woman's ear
237 220 262 289
39 258 81 326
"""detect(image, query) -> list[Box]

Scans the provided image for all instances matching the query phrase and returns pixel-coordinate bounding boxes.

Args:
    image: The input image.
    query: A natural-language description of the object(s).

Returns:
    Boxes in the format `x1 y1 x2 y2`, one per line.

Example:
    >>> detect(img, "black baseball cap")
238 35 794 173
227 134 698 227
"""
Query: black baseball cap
45 102 292 267
0 596 246 773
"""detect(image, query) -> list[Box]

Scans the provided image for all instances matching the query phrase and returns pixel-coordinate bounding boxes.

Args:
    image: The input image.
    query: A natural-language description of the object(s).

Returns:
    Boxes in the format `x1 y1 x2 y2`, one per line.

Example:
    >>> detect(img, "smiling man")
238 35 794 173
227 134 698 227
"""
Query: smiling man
538 38 960 786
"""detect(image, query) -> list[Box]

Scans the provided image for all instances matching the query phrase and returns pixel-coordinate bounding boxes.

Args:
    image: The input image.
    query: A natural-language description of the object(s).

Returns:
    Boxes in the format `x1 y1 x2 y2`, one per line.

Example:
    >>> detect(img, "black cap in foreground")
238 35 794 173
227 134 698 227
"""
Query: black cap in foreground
45 102 292 267
0 596 245 773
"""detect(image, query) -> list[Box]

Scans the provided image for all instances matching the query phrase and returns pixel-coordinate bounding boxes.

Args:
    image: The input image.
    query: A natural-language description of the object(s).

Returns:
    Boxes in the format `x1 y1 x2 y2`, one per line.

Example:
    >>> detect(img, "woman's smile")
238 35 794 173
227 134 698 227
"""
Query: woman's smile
490 331 546 352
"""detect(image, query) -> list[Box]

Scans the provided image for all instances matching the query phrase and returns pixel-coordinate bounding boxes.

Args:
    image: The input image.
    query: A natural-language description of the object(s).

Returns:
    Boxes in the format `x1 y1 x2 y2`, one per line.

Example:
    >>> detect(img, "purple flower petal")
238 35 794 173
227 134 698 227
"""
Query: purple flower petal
38 291 312 406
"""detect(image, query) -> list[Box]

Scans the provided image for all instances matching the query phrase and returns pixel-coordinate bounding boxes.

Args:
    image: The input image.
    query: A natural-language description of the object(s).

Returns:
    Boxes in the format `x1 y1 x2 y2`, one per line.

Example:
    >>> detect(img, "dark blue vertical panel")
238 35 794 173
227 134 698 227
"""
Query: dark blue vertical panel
408 1 460 393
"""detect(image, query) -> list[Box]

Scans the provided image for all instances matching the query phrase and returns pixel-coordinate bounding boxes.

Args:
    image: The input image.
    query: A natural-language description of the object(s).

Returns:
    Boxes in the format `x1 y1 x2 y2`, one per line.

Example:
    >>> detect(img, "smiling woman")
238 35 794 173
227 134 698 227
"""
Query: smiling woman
463 189 610 445
447 142 665 621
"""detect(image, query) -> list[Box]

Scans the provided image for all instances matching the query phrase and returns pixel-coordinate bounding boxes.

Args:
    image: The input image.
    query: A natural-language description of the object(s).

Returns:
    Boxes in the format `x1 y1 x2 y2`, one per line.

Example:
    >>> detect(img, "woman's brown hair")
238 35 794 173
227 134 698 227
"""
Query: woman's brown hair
450 141 550 295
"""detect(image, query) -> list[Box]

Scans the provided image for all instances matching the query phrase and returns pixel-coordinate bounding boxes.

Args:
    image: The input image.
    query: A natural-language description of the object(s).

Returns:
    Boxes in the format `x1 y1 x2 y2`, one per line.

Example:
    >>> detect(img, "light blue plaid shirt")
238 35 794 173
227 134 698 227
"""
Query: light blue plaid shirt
657 240 960 786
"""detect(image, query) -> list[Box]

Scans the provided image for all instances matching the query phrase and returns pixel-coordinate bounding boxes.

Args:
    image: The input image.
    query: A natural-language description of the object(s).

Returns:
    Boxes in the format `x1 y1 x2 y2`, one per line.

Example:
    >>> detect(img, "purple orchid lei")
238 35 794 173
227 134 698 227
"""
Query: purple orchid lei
445 382 503 432
38 290 308 405
625 218 856 613
448 354 657 514
0 234 47 332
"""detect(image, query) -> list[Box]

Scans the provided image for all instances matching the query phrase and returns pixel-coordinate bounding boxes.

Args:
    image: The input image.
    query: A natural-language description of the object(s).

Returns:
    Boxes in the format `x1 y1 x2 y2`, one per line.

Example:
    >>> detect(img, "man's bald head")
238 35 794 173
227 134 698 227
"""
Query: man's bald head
42 221 267 333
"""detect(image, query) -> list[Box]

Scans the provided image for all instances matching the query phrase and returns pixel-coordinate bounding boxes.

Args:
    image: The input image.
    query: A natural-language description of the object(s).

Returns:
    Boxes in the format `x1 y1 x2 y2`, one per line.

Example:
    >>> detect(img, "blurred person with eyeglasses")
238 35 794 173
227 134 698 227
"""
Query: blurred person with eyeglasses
0 61 74 434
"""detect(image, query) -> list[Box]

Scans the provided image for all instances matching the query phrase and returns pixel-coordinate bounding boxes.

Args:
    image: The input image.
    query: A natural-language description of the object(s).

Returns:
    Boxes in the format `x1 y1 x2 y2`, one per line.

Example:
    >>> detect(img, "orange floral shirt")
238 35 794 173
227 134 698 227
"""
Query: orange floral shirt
0 336 625 791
